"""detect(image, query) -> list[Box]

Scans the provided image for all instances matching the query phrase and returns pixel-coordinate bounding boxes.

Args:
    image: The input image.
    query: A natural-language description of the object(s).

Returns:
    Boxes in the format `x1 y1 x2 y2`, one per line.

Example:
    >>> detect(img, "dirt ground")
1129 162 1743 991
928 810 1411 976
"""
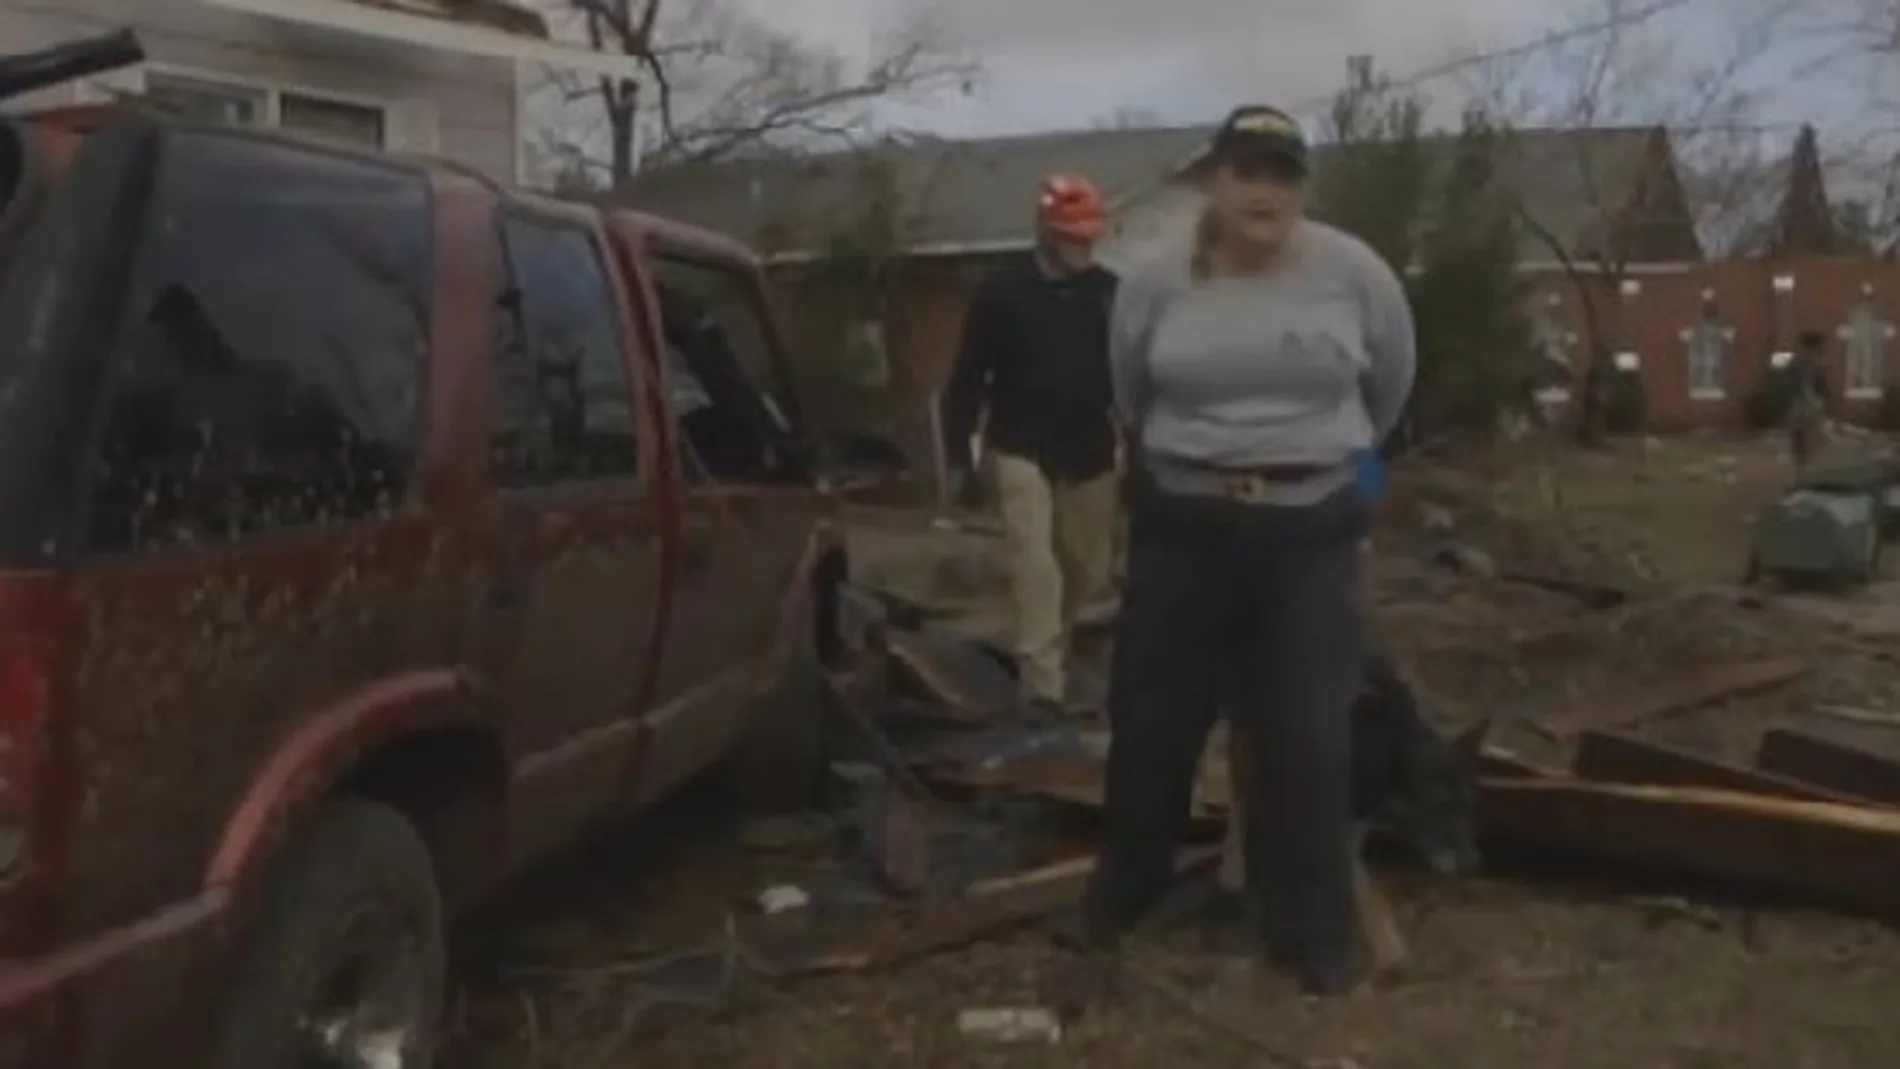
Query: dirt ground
447 432 1900 1068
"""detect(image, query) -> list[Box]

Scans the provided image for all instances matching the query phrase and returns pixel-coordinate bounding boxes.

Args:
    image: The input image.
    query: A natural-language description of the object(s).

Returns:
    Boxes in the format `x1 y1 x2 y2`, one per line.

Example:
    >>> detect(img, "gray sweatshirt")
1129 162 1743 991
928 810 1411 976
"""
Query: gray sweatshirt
1110 218 1417 505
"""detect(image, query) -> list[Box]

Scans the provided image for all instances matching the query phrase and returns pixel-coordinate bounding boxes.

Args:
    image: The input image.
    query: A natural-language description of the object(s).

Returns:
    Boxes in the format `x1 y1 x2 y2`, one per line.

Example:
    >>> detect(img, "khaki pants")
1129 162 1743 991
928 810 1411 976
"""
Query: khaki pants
988 449 1119 702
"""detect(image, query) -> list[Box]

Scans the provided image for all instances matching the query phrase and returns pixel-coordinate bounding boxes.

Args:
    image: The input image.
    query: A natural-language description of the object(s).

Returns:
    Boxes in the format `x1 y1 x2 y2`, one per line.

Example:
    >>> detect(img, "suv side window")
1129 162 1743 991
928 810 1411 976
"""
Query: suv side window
649 258 796 483
490 215 637 488
86 132 431 553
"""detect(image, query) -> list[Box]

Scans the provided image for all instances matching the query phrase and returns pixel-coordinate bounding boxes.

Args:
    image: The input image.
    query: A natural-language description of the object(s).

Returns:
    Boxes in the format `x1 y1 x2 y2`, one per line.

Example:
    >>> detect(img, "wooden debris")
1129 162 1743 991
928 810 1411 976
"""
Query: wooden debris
929 752 1224 815
1755 726 1900 807
868 848 1219 969
885 627 1021 722
739 848 1219 978
1355 863 1409 976
1534 656 1808 739
1479 778 1900 914
1815 703 1900 731
1572 730 1855 803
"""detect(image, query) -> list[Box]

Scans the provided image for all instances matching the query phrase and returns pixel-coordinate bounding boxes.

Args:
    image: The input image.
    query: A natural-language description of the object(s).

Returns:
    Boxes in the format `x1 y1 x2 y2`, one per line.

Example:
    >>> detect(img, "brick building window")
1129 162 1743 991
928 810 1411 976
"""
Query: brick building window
1840 294 1894 400
1680 294 1733 401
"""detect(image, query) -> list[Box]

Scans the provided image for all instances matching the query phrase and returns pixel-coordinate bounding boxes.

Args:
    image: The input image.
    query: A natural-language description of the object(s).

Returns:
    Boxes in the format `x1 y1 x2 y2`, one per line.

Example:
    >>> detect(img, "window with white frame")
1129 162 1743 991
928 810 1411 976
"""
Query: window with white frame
143 71 388 151
1679 314 1734 400
1840 301 1895 399
144 73 267 127
280 92 385 149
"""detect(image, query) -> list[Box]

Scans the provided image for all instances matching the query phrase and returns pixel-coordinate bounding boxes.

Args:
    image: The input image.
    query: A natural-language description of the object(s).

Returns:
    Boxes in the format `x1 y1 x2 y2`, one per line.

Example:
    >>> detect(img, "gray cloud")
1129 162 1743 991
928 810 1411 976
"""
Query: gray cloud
775 0 1580 134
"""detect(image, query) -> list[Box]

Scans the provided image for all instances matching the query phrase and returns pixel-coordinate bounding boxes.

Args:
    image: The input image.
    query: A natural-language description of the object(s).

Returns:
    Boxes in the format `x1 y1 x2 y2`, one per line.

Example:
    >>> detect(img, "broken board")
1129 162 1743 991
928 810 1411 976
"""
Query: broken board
1480 778 1900 914
1755 725 1900 808
1572 730 1855 803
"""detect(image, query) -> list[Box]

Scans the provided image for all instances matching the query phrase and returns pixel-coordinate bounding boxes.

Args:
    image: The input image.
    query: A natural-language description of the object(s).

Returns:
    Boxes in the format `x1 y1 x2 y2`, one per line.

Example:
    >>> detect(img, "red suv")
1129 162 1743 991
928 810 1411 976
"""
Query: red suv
0 86 878 1068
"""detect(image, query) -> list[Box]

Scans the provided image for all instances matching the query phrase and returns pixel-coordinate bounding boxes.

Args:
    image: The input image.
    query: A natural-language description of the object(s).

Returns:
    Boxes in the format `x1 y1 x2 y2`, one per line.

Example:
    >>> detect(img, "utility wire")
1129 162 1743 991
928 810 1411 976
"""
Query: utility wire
1275 0 1705 117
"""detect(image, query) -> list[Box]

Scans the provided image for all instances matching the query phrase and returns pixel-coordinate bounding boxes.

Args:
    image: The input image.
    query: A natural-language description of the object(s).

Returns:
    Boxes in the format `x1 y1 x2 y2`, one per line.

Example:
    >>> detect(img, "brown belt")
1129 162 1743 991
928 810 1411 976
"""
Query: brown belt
1146 456 1345 503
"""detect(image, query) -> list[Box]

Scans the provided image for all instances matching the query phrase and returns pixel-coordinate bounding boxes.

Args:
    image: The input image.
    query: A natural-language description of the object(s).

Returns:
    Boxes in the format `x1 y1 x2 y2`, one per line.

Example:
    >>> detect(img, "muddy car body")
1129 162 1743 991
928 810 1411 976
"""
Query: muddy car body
0 102 865 1068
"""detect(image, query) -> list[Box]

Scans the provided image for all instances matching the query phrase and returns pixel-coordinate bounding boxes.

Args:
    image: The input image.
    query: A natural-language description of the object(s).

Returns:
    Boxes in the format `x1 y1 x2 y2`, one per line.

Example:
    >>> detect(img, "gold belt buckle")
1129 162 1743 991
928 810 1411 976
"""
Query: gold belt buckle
1219 473 1271 503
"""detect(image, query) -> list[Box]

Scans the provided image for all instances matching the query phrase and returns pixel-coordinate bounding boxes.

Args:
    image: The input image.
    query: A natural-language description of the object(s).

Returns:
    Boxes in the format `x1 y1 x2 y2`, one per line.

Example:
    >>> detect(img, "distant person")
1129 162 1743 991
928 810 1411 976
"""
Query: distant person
1788 330 1830 469
939 174 1121 716
1080 105 1416 998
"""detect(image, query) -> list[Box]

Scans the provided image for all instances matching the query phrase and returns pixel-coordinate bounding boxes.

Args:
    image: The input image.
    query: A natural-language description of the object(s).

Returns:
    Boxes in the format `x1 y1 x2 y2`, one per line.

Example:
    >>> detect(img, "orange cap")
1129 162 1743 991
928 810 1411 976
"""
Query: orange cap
1037 173 1106 242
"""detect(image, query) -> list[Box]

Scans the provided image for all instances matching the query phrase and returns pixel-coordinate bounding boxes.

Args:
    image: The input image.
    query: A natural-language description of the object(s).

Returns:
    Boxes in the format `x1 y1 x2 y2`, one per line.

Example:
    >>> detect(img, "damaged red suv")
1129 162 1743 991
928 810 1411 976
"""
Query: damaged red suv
0 30 886 1069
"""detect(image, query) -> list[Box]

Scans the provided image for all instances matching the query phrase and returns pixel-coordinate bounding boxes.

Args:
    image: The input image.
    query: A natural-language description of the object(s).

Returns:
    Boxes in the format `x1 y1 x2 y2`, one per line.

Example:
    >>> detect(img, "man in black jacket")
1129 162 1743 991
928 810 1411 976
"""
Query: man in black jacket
940 174 1120 714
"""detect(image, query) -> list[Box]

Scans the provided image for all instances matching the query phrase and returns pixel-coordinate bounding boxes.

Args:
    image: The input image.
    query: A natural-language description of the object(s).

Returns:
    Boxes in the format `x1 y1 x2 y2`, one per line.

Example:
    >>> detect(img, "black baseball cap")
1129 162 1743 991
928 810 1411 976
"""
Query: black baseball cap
1208 104 1308 180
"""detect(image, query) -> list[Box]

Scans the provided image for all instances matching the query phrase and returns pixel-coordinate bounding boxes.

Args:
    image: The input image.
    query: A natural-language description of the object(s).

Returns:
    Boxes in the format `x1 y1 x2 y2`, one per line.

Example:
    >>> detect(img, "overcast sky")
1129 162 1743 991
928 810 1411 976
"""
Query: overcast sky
722 0 1885 140
736 0 1603 134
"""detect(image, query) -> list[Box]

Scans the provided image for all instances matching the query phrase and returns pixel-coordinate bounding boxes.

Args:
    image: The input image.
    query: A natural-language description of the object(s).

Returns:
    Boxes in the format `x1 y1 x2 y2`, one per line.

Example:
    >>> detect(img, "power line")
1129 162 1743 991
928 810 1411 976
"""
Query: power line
1279 0 1705 117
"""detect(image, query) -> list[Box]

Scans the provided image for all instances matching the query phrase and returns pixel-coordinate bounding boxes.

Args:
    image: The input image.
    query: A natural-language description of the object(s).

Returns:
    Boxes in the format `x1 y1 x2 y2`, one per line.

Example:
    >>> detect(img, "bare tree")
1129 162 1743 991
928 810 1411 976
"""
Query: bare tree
534 0 977 188
1466 0 1799 438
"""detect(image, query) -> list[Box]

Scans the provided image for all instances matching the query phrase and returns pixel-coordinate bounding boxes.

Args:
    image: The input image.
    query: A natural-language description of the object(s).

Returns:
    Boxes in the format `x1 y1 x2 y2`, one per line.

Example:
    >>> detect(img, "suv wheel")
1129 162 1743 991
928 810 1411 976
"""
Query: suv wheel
206 798 445 1069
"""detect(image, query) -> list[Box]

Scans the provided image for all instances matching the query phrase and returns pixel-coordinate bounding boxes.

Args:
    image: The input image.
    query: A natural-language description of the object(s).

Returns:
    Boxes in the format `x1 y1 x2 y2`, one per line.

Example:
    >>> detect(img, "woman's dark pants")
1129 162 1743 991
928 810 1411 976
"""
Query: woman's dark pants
1082 479 1370 991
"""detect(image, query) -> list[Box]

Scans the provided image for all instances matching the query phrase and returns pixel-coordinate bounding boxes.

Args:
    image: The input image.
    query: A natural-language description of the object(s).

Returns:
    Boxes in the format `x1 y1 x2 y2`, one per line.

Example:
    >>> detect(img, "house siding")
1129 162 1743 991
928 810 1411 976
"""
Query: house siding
0 0 517 180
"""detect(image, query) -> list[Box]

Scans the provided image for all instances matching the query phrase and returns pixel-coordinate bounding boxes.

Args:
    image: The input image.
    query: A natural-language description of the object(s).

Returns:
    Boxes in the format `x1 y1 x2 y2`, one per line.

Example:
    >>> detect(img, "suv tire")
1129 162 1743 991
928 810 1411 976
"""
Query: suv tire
206 797 445 1069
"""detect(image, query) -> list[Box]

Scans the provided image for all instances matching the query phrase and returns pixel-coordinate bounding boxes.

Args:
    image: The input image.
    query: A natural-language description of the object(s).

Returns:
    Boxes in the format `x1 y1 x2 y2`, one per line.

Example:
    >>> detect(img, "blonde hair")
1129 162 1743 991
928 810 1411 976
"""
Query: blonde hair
1189 204 1219 281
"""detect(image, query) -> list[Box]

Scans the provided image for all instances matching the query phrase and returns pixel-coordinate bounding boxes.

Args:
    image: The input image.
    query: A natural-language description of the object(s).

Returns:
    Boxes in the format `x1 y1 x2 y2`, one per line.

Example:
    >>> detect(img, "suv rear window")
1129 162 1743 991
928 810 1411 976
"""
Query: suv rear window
85 132 433 552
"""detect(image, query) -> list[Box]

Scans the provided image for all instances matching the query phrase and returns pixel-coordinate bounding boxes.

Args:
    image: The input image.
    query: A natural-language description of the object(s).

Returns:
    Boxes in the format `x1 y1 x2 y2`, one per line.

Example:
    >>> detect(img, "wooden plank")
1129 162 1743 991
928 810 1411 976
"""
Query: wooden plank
932 744 1546 812
1479 778 1900 914
1573 730 1855 803
1535 657 1808 739
1756 727 1900 807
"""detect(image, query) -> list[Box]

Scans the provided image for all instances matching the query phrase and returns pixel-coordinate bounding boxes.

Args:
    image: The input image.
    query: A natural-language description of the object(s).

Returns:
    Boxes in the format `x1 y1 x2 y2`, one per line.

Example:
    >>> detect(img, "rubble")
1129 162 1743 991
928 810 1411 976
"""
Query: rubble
451 445 1900 1065
1534 656 1809 738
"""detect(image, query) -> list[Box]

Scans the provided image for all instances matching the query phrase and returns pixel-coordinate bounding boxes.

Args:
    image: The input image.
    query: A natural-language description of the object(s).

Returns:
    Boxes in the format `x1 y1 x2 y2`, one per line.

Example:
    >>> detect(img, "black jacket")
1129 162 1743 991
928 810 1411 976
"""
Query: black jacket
939 257 1119 482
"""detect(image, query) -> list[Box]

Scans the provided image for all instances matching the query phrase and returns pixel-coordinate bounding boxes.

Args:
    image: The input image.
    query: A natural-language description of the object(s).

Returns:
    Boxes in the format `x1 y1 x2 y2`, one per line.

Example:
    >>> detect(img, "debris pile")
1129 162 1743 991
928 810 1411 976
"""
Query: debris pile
452 451 1900 1065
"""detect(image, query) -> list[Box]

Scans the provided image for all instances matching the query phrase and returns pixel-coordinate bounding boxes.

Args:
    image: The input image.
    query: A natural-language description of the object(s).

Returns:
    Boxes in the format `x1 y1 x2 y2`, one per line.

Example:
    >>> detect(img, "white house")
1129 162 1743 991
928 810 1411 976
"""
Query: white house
0 0 640 184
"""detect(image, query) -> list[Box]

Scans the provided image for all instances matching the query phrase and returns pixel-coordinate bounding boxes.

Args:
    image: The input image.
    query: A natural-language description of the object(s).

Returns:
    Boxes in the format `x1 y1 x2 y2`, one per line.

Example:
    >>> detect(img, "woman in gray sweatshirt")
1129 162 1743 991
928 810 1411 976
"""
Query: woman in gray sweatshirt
1078 105 1417 996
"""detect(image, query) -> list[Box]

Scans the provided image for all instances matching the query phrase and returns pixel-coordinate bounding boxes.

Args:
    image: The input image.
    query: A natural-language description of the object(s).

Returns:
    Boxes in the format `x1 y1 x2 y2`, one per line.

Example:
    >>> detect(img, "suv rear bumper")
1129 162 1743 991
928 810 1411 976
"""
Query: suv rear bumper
0 890 229 1068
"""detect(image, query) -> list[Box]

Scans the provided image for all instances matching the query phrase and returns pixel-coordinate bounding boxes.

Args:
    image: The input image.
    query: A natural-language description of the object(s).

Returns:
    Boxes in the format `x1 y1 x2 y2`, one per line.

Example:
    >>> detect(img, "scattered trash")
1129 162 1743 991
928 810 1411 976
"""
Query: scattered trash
757 885 811 915
956 1006 1063 1044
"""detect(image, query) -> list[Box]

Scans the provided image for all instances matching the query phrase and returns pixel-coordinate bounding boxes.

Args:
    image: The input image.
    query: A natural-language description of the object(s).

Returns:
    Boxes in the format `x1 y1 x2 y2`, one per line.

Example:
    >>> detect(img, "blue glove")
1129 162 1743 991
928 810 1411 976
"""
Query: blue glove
1353 449 1386 504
